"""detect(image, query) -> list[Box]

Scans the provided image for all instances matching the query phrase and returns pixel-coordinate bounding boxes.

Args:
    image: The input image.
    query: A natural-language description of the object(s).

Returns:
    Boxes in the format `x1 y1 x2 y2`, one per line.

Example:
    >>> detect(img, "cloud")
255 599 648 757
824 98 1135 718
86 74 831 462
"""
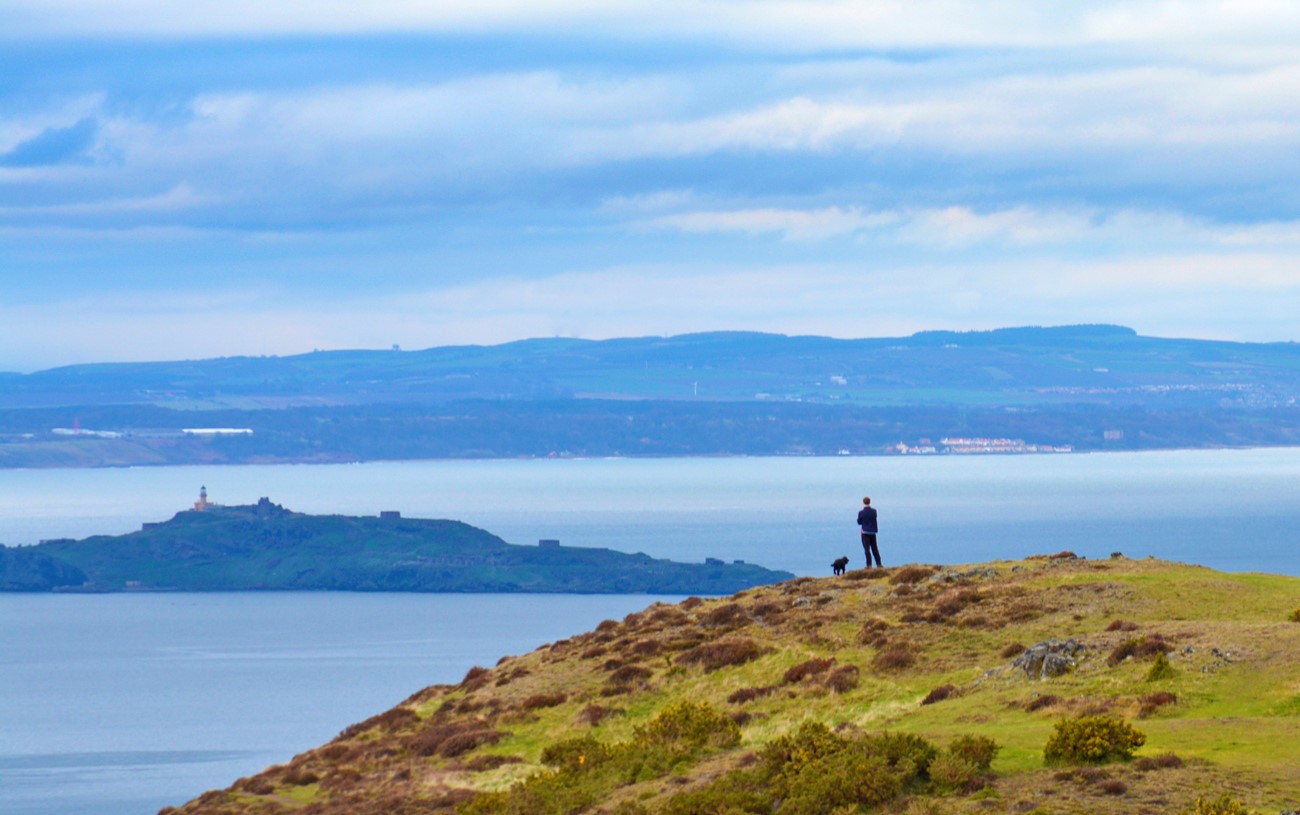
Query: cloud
7 1 1300 56
644 206 897 240
0 118 98 167
0 184 206 216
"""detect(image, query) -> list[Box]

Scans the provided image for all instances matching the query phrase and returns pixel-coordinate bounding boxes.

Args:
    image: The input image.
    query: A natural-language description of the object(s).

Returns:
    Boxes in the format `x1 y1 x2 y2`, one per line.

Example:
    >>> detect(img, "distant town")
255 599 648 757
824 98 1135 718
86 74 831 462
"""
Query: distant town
887 437 1075 455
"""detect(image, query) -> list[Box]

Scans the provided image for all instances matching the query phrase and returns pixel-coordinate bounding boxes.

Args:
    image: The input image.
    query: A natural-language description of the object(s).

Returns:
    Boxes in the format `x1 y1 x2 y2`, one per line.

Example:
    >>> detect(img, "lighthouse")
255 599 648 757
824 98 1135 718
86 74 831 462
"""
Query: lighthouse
194 486 209 512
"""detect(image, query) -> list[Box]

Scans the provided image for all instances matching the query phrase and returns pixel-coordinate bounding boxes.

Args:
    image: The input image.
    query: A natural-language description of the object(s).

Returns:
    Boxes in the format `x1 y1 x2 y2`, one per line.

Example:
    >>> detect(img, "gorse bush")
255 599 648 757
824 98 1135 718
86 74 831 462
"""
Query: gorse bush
632 700 741 755
1188 794 1251 815
1289 607 1300 623
459 718 998 815
1043 715 1146 764
465 702 739 815
948 735 999 771
927 753 977 793
659 722 939 815
1145 652 1177 681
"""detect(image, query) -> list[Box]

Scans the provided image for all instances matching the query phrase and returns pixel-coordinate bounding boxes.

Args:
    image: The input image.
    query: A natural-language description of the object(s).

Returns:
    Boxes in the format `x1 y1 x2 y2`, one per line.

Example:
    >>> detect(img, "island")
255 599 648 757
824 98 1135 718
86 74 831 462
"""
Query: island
0 494 792 594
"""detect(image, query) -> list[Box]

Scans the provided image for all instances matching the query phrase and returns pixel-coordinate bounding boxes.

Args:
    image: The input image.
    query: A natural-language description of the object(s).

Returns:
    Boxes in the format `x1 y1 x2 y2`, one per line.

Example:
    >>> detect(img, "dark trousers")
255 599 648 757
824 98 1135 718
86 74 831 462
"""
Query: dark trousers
861 533 882 567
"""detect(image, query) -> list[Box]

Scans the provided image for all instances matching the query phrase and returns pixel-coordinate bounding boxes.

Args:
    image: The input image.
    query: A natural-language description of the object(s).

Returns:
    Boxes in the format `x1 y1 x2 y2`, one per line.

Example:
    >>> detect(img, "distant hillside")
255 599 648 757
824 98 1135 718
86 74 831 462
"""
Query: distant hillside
164 555 1300 815
8 500 792 594
7 325 1300 409
2 326 1300 466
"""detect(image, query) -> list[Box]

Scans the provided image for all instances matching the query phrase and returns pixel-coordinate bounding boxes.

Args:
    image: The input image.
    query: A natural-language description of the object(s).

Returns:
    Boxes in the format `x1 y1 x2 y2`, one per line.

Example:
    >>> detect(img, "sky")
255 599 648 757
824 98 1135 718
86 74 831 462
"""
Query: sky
3 1 1300 371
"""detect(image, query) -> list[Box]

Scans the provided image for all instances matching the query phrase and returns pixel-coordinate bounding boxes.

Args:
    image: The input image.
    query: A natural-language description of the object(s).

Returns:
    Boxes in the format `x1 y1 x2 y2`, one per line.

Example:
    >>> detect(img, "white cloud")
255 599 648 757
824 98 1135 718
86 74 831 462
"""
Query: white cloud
0 184 206 216
8 1 1300 56
644 206 897 240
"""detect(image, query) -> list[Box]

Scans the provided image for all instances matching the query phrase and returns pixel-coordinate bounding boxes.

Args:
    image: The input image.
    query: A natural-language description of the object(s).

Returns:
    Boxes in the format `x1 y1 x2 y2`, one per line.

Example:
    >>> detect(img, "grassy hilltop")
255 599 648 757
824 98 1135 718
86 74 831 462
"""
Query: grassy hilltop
167 556 1300 815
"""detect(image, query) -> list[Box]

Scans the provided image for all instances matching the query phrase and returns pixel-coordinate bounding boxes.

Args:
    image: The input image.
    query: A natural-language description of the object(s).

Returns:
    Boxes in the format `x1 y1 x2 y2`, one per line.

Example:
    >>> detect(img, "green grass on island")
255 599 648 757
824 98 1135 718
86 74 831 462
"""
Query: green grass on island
0 500 792 595
165 555 1300 815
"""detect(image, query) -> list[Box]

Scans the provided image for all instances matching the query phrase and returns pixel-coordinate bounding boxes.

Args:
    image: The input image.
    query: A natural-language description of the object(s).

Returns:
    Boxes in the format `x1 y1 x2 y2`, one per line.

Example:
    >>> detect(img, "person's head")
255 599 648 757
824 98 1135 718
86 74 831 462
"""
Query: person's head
862 496 871 506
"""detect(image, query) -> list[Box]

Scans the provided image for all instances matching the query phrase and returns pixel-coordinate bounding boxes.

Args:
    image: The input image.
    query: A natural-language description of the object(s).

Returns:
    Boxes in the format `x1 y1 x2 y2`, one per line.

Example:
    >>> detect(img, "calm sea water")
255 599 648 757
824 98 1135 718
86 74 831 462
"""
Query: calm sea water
2 450 1299 814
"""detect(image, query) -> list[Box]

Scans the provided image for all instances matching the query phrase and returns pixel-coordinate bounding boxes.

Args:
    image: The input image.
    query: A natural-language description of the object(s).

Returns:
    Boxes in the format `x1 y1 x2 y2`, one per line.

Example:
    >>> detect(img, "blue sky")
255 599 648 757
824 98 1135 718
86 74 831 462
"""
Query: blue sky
3 1 1300 370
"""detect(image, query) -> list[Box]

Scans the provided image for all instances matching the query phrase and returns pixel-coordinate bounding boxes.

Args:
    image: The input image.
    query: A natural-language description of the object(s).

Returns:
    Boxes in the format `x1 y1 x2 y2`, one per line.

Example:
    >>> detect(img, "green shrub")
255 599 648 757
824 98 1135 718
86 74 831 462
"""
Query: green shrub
673 722 935 815
1188 794 1251 815
1042 715 1146 764
1145 652 1177 682
863 731 939 778
928 753 977 793
779 750 901 814
1289 607 1300 623
948 735 1000 771
540 735 610 770
468 703 739 815
632 701 740 754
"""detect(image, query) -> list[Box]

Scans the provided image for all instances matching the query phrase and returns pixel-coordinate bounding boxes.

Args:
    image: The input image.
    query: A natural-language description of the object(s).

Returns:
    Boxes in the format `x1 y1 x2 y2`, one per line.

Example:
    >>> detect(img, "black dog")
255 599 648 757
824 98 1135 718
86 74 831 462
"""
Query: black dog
831 556 849 575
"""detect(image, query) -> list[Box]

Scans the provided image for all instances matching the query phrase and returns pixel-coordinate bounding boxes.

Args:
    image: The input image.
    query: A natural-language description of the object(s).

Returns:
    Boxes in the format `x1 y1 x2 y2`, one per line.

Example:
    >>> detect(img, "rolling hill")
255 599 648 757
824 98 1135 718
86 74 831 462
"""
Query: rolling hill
162 554 1300 815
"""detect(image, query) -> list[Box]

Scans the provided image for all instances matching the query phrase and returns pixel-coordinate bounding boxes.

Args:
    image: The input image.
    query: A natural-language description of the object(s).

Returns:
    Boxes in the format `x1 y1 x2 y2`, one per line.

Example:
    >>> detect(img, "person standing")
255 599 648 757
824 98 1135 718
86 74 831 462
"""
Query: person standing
857 496 881 568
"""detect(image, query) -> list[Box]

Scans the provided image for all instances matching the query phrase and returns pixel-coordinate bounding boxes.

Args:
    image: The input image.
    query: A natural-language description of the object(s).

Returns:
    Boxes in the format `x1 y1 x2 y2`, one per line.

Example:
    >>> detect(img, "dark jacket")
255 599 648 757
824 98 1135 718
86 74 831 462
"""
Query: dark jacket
857 506 878 534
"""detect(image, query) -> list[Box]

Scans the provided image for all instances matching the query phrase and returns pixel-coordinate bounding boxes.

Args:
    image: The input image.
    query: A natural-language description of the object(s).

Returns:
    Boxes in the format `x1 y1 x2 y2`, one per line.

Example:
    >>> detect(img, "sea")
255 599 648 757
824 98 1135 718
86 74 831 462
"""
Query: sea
2 449 1298 815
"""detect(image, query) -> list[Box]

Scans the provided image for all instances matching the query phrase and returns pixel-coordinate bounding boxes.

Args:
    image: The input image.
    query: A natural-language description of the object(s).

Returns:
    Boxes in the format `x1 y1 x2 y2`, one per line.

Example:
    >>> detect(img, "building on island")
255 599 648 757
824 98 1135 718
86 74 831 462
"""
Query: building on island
194 486 209 512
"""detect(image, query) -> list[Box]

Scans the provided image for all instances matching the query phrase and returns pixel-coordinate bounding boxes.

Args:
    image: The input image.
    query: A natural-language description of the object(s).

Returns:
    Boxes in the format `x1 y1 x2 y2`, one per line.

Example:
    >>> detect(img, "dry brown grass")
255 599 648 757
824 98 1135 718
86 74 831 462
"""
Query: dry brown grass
676 638 763 672
872 644 916 671
890 565 938 585
921 684 957 705
701 603 749 628
727 685 778 704
1107 633 1173 666
825 664 860 693
576 704 622 726
782 657 835 683
519 691 568 711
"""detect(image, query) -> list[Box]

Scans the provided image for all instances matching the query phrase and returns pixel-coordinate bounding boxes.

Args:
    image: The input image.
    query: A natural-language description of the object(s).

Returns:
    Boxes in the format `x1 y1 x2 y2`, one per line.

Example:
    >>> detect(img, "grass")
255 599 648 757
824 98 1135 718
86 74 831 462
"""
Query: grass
168 556 1300 815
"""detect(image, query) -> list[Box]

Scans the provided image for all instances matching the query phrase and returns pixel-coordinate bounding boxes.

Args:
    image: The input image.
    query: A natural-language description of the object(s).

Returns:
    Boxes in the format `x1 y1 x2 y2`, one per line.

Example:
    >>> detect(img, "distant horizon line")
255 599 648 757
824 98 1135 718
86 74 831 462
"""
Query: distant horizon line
14 322 1300 376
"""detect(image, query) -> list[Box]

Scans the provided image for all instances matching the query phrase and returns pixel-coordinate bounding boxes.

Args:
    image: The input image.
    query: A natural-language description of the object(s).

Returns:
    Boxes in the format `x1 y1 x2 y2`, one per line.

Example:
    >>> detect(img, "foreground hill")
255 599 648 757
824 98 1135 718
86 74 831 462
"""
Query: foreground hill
167 555 1300 815
6 501 791 594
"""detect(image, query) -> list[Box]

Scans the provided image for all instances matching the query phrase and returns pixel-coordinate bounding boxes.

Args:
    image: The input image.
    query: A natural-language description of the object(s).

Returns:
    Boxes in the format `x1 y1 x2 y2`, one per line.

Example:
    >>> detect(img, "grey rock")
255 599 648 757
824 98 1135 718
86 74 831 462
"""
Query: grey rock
1012 637 1086 680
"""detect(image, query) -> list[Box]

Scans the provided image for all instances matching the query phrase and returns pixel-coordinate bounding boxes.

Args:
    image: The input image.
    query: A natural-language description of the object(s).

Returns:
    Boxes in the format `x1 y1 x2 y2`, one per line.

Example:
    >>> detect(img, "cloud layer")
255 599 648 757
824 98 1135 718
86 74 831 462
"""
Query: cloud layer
2 3 1300 368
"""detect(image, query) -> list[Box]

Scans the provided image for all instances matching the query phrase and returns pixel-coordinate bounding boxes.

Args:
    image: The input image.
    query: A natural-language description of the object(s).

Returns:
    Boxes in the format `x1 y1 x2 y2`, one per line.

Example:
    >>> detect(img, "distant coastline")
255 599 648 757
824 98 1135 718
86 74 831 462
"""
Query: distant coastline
1 326 1298 469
